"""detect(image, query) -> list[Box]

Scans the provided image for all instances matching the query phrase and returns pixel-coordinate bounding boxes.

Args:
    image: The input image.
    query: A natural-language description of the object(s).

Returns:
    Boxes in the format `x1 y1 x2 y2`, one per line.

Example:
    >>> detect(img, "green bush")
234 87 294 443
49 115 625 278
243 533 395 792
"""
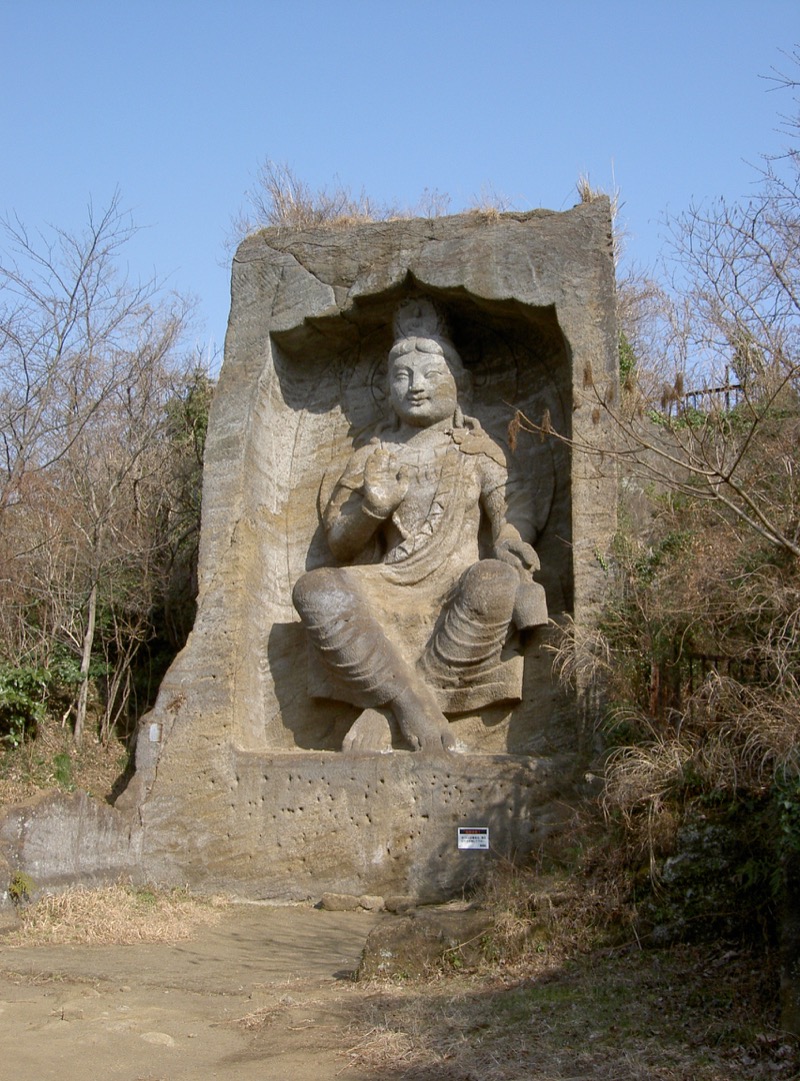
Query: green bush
0 664 49 746
52 752 73 788
8 870 35 905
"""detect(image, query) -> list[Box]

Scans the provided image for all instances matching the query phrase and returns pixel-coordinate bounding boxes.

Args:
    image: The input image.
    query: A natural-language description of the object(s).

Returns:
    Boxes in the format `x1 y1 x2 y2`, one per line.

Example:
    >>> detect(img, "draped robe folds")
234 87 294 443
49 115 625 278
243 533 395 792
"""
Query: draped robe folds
305 423 525 713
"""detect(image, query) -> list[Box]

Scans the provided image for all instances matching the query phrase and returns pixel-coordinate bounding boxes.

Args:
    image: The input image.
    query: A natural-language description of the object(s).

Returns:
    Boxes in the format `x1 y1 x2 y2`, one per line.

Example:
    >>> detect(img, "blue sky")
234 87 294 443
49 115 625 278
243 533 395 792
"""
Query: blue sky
2 1 798 365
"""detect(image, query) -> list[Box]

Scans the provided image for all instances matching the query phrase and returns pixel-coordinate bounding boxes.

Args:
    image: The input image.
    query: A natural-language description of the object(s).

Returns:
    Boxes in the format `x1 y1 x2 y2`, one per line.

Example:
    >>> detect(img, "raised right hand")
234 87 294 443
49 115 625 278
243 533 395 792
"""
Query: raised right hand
361 446 410 518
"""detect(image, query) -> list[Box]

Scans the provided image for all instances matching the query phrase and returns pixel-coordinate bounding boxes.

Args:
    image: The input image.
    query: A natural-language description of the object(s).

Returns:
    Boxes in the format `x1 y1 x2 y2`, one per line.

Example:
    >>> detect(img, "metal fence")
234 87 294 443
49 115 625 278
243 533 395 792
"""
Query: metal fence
647 648 774 722
681 377 743 413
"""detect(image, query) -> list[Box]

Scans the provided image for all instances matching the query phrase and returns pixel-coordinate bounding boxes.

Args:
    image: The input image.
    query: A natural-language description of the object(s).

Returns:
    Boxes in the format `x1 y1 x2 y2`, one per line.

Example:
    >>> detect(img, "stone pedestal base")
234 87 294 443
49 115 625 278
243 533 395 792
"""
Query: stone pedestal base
138 751 578 902
0 753 578 903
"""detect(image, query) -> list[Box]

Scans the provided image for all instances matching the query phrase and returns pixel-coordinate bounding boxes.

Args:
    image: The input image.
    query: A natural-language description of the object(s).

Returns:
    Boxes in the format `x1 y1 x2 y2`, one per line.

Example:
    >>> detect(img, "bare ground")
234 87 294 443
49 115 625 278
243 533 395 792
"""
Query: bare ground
1 898 797 1081
0 903 382 1081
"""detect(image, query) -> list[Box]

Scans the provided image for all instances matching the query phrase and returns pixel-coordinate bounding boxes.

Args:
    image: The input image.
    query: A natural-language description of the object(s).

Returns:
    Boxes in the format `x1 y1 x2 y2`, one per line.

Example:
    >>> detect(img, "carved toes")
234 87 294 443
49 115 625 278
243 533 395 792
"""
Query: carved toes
342 709 393 754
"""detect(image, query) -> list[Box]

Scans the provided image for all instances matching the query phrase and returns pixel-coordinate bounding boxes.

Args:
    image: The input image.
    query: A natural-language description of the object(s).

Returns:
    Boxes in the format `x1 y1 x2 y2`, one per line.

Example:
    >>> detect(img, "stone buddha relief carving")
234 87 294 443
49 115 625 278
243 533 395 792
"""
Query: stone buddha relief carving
292 298 548 754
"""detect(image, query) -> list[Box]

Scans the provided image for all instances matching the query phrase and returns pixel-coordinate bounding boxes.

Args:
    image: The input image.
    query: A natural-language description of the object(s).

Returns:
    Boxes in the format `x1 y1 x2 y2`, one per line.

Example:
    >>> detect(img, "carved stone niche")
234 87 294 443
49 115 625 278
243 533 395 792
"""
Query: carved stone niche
119 204 617 902
275 288 569 756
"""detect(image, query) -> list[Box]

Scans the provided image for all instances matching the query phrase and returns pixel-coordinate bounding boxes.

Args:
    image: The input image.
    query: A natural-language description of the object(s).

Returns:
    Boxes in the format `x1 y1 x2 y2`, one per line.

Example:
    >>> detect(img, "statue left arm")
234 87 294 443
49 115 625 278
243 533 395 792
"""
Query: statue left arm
476 450 539 573
482 488 540 572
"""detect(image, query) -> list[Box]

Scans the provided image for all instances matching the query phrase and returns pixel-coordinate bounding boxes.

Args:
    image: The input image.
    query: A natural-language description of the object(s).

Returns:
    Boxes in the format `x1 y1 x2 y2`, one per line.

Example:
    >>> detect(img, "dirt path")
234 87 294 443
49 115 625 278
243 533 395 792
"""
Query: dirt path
0 905 385 1081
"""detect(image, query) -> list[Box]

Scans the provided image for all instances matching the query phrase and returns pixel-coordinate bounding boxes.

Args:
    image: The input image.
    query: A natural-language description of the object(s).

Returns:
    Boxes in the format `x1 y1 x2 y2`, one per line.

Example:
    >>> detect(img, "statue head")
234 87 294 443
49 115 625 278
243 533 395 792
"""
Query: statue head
386 299 470 427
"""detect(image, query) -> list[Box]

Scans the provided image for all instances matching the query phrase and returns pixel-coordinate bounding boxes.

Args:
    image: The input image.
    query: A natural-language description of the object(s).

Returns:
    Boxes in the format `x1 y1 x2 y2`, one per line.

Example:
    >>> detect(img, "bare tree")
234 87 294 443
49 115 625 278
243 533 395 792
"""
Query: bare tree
0 194 196 744
527 61 800 1030
517 109 800 560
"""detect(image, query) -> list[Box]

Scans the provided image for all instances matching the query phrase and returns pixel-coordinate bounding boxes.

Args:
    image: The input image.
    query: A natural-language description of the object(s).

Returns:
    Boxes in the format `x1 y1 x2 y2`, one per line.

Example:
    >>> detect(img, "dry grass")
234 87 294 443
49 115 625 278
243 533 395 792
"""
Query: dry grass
5 883 224 946
337 859 796 1079
229 161 527 248
231 159 391 244
344 943 796 1080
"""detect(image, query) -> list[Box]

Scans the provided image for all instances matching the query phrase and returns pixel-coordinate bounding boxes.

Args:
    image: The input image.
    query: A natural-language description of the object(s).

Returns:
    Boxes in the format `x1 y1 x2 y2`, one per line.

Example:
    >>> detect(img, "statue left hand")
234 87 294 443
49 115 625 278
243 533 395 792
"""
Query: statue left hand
494 525 540 573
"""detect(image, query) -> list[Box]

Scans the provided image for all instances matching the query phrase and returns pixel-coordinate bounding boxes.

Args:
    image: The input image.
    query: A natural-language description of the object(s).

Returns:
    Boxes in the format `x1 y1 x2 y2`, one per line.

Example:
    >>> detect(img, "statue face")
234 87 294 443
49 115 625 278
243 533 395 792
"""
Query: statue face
388 348 459 427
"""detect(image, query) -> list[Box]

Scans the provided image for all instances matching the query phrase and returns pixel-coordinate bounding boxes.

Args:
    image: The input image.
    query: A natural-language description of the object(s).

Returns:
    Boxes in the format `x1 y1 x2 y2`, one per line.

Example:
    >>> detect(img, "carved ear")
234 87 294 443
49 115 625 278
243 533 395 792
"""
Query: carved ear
453 362 472 406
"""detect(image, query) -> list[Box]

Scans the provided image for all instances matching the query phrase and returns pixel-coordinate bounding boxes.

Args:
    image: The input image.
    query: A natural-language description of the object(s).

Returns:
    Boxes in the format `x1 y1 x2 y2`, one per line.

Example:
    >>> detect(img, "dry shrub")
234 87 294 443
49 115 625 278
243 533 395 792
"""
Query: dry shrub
696 675 800 782
0 718 128 805
466 182 515 216
594 671 800 898
231 162 454 246
470 844 640 975
228 161 539 252
7 883 224 946
600 737 687 877
601 674 800 836
602 736 691 825
234 160 380 235
547 614 612 691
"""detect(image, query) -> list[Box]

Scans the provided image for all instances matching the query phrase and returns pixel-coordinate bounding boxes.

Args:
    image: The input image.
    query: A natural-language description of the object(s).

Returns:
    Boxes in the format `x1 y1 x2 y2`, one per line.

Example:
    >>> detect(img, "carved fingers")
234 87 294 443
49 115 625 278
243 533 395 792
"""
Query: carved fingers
494 526 541 573
361 447 410 519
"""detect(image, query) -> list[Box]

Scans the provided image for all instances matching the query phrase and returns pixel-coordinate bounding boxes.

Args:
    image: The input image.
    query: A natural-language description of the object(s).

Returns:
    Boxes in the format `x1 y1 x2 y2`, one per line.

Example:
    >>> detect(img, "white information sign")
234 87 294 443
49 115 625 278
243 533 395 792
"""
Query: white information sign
457 827 489 850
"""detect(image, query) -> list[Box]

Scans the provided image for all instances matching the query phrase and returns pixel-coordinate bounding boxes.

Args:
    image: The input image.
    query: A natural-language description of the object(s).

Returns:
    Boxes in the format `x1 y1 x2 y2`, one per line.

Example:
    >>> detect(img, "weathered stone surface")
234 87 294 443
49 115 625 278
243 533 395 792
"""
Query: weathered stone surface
137 751 577 901
0 791 141 894
358 894 385 912
384 895 417 915
357 908 494 979
1 206 617 900
318 892 383 912
319 892 362 911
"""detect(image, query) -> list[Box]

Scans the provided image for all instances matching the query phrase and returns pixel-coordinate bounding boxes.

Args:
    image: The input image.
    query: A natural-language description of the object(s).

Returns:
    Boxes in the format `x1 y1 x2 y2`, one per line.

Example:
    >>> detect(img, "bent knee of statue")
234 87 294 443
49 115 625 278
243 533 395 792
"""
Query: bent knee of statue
292 567 357 625
458 559 520 624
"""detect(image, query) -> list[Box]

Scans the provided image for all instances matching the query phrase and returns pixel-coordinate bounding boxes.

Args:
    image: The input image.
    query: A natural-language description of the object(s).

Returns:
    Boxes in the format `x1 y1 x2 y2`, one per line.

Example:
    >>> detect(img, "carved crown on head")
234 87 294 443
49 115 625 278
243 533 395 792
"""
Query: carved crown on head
392 297 450 347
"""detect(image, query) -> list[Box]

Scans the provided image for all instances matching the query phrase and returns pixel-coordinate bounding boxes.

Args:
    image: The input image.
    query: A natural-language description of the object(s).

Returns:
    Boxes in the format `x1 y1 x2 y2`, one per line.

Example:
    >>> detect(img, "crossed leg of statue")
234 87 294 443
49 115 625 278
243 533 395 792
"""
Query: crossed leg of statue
293 560 520 753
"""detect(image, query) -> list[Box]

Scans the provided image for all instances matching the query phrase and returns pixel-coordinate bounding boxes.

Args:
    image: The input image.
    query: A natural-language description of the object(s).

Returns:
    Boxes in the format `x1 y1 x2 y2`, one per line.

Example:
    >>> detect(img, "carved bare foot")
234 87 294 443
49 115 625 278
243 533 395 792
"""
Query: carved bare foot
390 685 457 754
342 708 393 754
414 722 458 754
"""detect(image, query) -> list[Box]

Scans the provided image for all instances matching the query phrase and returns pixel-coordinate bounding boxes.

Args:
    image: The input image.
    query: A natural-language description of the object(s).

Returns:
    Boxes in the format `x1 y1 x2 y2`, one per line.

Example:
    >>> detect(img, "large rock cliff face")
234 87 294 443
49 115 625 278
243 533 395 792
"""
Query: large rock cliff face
3 205 618 902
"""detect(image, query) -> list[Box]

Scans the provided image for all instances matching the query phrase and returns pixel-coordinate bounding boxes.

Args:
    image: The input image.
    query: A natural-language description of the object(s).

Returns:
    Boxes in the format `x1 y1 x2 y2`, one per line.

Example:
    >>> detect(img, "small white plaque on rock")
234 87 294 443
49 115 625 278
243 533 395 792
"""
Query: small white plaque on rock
457 827 489 850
